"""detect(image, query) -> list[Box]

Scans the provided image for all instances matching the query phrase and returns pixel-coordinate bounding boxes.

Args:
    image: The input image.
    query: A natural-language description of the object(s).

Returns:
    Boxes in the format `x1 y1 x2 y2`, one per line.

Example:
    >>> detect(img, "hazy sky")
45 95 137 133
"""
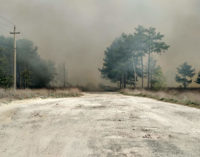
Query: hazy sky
0 0 200 86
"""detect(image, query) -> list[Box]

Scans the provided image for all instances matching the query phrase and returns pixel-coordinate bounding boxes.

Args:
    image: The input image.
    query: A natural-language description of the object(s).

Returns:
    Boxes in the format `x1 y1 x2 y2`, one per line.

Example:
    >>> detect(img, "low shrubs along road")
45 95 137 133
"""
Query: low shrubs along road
0 88 81 102
121 89 200 109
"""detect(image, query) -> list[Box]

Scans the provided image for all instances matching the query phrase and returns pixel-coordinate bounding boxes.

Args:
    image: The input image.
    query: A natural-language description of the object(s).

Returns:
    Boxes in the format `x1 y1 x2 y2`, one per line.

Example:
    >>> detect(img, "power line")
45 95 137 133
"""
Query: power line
0 16 15 36
0 16 27 39
0 23 12 36
0 15 15 26
0 16 25 41
0 25 10 33
0 21 12 30
0 19 12 28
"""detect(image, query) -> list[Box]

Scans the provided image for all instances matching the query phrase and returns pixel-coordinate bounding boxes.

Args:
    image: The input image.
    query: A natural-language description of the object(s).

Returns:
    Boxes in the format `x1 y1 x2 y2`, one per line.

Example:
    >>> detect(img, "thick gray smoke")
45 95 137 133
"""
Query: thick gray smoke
0 0 200 87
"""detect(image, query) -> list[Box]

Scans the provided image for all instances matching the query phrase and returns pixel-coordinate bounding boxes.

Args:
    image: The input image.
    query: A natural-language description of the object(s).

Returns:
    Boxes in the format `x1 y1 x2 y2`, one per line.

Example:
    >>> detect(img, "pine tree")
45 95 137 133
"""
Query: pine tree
149 57 166 90
145 27 169 88
100 33 135 88
175 62 195 88
0 36 55 88
133 25 148 88
195 72 200 85
0 49 13 88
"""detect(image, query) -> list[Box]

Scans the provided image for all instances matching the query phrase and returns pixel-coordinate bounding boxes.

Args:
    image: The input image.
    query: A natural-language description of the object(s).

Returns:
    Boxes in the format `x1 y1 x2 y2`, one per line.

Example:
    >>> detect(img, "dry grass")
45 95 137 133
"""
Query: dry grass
120 88 200 109
0 88 82 102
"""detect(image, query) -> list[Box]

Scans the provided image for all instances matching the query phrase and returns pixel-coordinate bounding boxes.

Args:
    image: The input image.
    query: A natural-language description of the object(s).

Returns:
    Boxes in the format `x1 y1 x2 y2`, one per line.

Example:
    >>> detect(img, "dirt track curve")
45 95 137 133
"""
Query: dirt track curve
0 93 200 157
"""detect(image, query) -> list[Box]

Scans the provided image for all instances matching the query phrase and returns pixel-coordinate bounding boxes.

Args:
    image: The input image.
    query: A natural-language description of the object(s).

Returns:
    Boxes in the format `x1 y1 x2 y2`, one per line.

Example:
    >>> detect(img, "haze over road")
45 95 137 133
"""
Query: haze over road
0 93 200 157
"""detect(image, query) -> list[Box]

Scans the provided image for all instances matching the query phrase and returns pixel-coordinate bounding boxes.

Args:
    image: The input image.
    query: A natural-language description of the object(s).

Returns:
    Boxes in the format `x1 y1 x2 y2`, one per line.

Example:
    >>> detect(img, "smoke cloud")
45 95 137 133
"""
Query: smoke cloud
0 0 200 86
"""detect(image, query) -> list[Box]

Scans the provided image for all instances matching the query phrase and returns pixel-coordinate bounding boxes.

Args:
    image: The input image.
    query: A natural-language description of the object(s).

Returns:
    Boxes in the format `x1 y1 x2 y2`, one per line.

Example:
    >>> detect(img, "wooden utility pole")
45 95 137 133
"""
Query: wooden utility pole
63 63 68 88
63 63 66 88
10 26 20 90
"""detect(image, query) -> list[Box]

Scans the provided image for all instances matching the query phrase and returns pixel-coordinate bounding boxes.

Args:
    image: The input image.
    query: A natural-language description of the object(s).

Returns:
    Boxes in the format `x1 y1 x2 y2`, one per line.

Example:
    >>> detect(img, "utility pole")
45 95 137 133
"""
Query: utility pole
63 63 66 88
63 63 68 88
10 26 20 90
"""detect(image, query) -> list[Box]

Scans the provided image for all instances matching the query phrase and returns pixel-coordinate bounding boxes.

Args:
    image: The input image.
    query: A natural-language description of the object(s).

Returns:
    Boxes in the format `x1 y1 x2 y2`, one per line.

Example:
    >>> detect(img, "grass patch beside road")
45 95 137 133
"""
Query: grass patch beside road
120 89 200 109
0 88 82 102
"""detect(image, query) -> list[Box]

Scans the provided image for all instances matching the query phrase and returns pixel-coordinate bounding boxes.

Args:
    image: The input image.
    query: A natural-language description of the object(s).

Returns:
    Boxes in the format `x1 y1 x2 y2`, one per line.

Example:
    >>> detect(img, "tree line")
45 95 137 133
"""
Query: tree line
100 25 200 89
100 25 169 89
0 36 55 88
1 26 200 90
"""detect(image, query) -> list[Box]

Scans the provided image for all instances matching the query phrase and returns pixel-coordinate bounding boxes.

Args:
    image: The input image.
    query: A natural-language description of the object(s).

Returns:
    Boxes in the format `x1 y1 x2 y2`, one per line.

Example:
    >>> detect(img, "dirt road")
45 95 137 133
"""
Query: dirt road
0 93 200 157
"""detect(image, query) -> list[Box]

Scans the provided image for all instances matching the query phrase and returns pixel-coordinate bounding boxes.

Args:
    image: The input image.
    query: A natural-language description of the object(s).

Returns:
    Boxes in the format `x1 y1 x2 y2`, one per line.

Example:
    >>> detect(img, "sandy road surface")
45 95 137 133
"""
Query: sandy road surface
0 93 200 157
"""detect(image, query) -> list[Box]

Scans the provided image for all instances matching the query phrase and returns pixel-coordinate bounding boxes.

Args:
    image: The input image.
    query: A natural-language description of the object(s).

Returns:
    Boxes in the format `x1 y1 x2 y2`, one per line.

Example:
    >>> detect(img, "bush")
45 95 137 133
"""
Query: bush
120 88 200 109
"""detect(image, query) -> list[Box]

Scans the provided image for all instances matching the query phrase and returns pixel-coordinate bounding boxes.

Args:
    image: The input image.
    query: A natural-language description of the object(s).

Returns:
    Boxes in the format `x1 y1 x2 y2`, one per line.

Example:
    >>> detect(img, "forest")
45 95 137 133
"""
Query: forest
0 26 200 90
0 36 55 88
100 25 200 90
